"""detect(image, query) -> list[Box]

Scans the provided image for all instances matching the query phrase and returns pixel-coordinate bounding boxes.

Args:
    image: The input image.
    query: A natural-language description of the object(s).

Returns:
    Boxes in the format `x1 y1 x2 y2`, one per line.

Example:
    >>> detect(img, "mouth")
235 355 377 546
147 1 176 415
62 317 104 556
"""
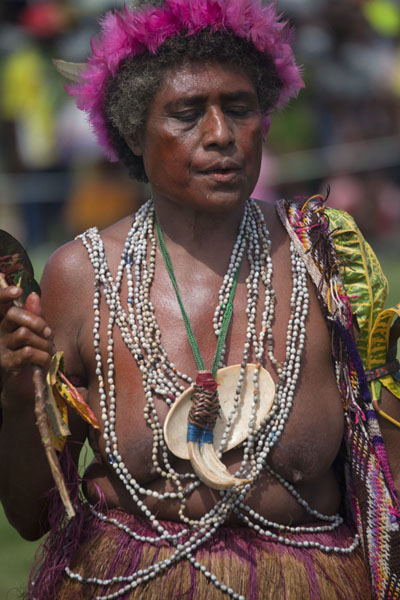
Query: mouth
199 162 242 183
205 169 241 183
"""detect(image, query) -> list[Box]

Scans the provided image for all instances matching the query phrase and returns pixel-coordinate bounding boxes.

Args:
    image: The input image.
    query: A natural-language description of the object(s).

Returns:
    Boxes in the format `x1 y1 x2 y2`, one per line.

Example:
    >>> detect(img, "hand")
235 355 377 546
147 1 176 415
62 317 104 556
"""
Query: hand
0 287 54 383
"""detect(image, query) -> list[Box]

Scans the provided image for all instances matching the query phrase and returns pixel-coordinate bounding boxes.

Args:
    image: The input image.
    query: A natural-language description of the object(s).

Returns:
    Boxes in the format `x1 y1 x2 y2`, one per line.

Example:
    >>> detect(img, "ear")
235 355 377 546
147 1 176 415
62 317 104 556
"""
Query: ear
124 132 144 157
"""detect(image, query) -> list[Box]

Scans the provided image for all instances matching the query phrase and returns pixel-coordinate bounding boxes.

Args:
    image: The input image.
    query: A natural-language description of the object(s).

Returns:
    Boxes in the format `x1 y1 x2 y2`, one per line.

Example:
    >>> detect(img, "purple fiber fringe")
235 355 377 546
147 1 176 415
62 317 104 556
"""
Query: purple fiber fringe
373 435 400 511
335 318 371 406
27 496 364 600
335 319 400 513
27 441 101 600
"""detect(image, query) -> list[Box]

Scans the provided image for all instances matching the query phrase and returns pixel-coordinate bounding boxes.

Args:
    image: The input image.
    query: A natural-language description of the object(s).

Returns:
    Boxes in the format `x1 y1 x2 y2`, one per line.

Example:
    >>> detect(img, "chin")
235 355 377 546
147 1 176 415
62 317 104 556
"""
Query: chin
194 198 245 215
192 187 253 214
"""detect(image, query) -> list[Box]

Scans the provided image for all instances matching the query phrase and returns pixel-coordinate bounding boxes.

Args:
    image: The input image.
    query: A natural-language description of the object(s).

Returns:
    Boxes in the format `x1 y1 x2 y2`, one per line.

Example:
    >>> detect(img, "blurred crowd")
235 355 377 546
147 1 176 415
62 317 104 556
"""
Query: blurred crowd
0 0 147 251
1 0 400 253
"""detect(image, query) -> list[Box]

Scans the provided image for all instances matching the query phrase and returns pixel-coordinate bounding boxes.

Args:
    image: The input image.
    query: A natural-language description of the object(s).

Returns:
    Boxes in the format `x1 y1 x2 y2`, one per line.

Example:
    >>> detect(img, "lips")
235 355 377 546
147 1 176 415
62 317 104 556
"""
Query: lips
200 159 242 172
197 159 242 183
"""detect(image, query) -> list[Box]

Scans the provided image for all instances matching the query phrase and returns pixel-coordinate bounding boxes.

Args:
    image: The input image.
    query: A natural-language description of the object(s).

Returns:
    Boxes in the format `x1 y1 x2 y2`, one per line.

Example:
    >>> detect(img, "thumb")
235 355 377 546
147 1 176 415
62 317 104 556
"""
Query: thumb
24 292 43 316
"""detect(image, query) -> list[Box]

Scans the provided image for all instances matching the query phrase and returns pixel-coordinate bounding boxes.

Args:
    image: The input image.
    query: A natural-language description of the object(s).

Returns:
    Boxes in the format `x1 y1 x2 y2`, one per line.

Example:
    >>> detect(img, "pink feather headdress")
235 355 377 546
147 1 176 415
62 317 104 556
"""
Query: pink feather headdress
67 0 304 161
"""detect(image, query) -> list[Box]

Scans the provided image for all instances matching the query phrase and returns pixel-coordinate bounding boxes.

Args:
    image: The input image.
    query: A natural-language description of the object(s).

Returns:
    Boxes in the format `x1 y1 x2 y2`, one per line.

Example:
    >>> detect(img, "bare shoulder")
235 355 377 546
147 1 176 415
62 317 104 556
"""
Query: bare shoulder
38 239 93 362
41 238 92 292
254 199 288 250
99 214 136 261
255 198 283 226
40 215 134 297
37 216 134 377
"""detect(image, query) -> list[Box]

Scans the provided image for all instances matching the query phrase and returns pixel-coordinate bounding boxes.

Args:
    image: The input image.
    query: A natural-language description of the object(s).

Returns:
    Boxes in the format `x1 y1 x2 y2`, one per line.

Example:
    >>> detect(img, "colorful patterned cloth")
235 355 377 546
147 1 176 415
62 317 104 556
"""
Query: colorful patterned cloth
277 196 400 599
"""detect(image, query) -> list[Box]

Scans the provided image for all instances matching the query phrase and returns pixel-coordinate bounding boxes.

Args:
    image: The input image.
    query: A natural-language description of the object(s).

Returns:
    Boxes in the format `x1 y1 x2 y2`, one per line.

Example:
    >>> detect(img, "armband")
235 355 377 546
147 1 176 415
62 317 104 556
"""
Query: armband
365 359 400 382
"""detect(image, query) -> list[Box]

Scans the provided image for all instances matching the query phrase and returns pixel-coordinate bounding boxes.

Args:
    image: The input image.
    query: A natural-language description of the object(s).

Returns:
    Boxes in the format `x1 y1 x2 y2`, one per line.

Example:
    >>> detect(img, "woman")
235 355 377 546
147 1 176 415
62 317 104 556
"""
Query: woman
0 1 399 599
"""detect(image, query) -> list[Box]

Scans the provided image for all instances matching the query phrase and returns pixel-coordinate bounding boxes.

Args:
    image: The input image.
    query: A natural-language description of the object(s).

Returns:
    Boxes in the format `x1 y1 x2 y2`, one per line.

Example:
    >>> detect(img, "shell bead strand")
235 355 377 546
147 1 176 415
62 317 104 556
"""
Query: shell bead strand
68 199 358 599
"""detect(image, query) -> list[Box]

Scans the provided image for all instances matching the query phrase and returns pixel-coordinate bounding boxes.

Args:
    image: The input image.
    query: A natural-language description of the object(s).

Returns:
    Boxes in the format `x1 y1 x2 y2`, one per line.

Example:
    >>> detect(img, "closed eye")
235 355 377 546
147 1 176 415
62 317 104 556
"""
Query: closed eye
225 106 254 117
171 111 200 122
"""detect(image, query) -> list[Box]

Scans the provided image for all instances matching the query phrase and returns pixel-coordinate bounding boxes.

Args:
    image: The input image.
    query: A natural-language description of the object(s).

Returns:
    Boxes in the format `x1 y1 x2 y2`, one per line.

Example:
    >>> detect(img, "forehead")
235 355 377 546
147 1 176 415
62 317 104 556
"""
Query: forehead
150 61 259 110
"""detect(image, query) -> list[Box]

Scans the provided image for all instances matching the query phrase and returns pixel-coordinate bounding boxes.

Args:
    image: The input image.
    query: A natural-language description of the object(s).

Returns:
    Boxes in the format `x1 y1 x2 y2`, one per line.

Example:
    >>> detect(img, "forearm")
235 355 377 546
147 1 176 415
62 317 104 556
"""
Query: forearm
0 268 90 538
0 378 54 540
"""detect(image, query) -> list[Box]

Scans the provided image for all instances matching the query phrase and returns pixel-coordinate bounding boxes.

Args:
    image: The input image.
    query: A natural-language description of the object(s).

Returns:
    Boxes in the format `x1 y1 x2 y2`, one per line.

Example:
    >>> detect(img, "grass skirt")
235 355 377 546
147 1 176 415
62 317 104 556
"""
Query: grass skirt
29 504 373 600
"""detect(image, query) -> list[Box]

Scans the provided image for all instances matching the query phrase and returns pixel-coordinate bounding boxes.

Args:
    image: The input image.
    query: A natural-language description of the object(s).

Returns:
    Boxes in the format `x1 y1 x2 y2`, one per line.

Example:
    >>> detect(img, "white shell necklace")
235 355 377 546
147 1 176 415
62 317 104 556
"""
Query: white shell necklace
67 198 358 600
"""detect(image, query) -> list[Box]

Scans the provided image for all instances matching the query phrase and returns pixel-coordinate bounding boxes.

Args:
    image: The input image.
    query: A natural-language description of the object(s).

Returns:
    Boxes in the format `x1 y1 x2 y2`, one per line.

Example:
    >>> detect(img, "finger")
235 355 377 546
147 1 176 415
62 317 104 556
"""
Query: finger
24 292 43 317
0 286 22 319
1 346 53 372
6 327 55 354
0 286 22 303
1 306 52 339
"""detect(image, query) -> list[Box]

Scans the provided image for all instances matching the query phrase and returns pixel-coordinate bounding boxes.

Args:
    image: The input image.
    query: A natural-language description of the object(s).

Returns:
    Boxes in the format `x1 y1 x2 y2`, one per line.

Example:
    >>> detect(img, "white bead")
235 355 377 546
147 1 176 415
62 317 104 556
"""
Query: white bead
71 199 357 600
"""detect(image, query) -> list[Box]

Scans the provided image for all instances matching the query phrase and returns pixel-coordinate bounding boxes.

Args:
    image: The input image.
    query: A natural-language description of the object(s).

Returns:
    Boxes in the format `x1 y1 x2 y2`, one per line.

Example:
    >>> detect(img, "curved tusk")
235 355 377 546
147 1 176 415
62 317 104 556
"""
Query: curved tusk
52 59 86 82
164 365 275 461
201 442 251 486
188 441 250 490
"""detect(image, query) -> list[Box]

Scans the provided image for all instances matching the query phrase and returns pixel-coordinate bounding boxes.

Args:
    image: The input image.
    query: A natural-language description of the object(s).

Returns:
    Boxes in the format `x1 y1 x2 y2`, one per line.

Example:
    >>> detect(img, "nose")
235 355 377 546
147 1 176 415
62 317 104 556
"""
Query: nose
201 107 234 148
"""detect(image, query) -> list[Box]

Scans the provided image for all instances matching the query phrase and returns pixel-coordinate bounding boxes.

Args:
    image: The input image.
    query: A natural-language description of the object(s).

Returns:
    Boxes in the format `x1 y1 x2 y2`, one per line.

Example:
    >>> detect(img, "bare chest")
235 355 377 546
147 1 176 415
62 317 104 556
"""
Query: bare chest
80 238 345 488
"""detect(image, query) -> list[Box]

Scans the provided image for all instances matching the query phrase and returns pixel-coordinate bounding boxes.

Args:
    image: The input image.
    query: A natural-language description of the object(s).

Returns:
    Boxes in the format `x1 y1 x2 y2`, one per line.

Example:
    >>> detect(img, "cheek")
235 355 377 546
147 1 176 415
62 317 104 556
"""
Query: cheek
243 126 263 176
147 130 193 168
145 137 193 191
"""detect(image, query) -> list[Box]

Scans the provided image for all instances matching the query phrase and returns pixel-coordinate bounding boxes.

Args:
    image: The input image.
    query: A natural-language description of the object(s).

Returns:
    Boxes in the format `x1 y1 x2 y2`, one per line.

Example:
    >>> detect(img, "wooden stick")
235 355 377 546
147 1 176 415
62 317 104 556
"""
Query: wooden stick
32 367 75 518
0 273 75 518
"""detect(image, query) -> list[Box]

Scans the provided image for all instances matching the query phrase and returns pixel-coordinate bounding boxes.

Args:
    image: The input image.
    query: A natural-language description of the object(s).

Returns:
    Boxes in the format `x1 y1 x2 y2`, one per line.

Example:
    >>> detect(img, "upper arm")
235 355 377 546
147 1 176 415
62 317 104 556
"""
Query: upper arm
40 240 93 443
377 386 400 492
40 239 91 382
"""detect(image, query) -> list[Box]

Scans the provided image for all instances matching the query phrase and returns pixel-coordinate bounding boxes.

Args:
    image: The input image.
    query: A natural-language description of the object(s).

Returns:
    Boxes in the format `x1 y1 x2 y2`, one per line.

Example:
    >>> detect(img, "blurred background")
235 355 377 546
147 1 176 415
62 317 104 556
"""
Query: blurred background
0 0 399 597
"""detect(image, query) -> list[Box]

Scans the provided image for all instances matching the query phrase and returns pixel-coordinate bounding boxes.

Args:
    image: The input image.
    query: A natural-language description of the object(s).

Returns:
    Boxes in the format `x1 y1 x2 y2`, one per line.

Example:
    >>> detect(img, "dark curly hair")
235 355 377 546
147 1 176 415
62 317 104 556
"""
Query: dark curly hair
103 28 282 182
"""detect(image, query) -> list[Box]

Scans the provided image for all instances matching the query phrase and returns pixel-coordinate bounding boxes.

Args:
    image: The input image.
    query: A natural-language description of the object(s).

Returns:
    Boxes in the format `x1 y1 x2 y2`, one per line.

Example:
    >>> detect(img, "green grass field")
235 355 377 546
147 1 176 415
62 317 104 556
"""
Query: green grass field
0 506 39 599
0 440 93 598
0 251 398 597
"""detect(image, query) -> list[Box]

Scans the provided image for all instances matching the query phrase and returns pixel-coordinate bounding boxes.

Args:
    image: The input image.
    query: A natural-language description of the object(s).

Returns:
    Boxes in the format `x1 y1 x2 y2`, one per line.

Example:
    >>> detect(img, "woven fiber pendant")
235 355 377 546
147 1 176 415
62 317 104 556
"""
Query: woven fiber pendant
164 364 275 488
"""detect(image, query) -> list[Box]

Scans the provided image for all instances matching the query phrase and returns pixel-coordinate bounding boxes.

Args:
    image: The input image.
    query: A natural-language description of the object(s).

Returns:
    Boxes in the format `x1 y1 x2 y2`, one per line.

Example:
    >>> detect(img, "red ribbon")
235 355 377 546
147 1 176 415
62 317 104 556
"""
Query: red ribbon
196 371 218 391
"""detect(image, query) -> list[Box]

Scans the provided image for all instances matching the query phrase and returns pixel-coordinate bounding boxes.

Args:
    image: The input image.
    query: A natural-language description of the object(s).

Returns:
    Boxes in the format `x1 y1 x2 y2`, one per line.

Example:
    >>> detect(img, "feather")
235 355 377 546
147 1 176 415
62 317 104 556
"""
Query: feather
62 0 304 160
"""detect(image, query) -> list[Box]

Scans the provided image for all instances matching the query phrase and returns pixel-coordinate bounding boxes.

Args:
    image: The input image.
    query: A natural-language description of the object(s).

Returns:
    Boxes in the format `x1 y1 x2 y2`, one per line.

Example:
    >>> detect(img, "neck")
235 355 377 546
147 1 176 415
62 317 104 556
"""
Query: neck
153 197 247 267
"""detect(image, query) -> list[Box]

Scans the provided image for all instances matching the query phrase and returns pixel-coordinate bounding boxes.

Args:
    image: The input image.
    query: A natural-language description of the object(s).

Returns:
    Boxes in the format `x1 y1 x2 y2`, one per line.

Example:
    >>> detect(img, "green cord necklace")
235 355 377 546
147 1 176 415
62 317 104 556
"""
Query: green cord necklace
156 218 253 490
155 219 240 379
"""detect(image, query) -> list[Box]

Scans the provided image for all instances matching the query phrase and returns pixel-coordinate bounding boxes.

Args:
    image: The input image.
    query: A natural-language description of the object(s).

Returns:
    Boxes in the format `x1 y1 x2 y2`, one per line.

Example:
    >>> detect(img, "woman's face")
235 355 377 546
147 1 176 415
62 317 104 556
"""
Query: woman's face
127 61 263 214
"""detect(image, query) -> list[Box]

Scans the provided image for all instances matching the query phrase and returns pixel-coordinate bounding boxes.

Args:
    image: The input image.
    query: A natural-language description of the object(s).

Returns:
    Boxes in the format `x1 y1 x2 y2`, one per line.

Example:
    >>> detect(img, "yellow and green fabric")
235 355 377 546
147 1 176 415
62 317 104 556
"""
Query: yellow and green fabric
327 208 400 420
